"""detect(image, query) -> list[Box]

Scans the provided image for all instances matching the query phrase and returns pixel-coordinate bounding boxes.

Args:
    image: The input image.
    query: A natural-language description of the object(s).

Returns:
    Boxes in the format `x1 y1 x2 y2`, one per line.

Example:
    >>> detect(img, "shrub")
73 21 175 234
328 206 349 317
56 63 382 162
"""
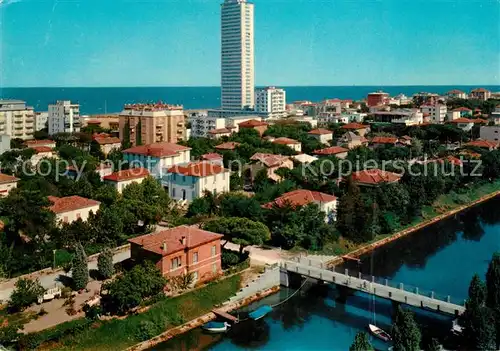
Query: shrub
97 247 114 279
0 323 22 345
169 273 195 291
8 278 45 312
222 250 240 268
72 243 89 290
135 320 160 341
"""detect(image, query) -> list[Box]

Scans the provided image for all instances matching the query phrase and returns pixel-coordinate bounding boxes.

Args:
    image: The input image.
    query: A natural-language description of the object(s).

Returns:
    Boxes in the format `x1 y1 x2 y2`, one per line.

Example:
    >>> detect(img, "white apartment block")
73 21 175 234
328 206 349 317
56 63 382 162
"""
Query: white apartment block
480 126 500 142
35 112 48 131
221 0 255 110
0 100 35 140
189 113 226 138
255 87 286 118
421 104 447 124
48 100 81 135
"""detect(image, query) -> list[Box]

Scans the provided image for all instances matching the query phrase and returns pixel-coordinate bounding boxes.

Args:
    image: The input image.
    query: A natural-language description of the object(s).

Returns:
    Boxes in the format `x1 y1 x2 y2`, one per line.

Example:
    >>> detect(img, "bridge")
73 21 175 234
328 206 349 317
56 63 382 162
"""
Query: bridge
279 258 465 316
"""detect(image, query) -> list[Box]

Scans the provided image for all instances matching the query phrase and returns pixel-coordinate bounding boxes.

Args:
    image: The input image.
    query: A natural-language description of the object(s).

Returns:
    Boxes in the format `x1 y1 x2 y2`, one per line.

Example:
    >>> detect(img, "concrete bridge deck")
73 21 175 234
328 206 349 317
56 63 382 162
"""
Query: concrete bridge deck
280 260 465 316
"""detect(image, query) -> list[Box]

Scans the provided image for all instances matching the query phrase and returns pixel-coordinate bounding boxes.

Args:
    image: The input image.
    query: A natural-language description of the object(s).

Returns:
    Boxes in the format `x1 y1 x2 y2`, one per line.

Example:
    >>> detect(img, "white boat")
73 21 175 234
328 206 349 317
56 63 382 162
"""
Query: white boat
202 321 230 333
369 324 392 342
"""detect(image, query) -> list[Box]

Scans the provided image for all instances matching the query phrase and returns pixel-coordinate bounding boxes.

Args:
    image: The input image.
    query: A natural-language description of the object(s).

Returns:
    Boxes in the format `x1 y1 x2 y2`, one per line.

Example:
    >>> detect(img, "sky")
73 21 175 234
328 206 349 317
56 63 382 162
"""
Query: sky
0 0 499 87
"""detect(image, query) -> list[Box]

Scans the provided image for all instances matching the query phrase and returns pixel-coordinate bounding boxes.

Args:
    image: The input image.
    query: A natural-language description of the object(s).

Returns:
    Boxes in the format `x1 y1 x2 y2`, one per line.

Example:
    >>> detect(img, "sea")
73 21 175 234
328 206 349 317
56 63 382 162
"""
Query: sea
1 86 499 115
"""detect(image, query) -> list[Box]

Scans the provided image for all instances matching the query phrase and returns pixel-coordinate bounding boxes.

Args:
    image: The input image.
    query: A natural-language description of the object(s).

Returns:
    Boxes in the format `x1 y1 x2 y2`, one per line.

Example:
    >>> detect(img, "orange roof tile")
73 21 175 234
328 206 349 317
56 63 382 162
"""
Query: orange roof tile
25 140 55 146
168 161 227 177
103 167 150 182
308 128 332 135
201 153 223 161
341 123 367 130
0 173 19 184
313 146 349 155
450 118 474 124
47 195 100 214
94 136 121 145
472 118 487 124
464 140 498 149
272 137 300 145
30 146 53 153
262 189 336 209
370 136 398 144
209 128 232 135
453 107 472 112
351 169 402 185
238 119 268 127
437 156 463 166
215 142 241 150
250 153 290 167
123 142 190 157
128 225 223 256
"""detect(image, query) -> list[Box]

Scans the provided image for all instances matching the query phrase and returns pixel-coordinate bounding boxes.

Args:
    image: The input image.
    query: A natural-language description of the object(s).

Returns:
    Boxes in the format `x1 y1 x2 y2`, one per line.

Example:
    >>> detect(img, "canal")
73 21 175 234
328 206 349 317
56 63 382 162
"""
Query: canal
150 197 500 350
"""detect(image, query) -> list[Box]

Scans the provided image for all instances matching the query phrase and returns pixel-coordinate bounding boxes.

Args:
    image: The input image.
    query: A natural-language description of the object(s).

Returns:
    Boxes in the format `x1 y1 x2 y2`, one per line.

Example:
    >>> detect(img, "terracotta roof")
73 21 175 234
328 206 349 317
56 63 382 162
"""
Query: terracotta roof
448 89 465 94
103 167 150 182
250 153 290 167
201 153 223 161
341 123 367 130
450 117 474 124
94 136 121 145
370 136 398 144
401 135 412 140
215 142 241 150
464 140 498 149
168 161 227 177
453 107 472 112
460 150 482 158
308 128 332 135
85 120 102 124
123 142 190 157
0 173 19 184
47 195 100 214
238 119 268 127
272 137 300 145
471 88 490 93
472 118 487 124
25 140 55 146
128 225 223 256
31 146 53 154
351 169 402 185
208 128 232 135
313 146 349 156
262 189 336 209
423 113 431 117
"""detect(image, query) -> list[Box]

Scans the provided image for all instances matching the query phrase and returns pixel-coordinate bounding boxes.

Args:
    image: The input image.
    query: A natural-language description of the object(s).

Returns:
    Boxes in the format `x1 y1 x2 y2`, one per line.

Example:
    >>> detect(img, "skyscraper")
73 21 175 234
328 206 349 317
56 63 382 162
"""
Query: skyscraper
221 0 255 111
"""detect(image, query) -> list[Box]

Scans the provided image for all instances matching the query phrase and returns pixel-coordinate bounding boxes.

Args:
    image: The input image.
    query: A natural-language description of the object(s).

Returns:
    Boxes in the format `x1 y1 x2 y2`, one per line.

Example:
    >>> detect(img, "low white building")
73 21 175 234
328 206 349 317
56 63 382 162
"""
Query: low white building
103 167 151 193
450 118 474 132
291 153 318 164
48 100 80 135
255 87 286 119
371 109 423 126
490 105 500 125
29 146 56 165
308 128 333 144
0 173 19 197
48 195 100 225
447 90 467 99
162 161 230 203
421 103 447 124
271 137 302 152
25 139 56 149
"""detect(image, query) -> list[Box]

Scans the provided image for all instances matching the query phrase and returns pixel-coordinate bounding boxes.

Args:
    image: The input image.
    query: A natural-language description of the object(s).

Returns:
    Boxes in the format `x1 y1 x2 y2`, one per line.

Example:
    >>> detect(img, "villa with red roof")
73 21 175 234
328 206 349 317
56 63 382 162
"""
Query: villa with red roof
308 128 333 144
271 137 302 152
0 173 19 197
200 153 223 165
24 139 56 149
470 88 491 101
313 146 349 159
92 133 121 155
341 123 369 137
208 128 233 140
350 169 402 187
464 140 499 151
248 153 293 182
103 167 151 193
262 189 337 222
449 118 474 132
369 136 399 148
238 119 269 136
48 195 101 225
215 142 241 151
163 161 230 203
129 225 223 283
29 146 56 165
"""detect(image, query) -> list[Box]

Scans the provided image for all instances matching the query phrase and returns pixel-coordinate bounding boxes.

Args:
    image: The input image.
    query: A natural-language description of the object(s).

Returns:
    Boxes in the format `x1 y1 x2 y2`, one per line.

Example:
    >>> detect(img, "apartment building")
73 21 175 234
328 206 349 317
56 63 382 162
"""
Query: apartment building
35 112 48 131
470 88 491 101
48 100 81 135
255 87 286 119
0 100 35 140
118 103 186 147
447 90 467 99
367 91 389 107
421 103 447 124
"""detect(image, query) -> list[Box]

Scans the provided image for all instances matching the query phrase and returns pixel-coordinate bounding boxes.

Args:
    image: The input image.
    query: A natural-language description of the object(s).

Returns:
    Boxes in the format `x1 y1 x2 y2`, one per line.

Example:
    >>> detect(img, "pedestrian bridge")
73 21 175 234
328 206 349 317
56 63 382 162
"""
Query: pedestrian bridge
279 258 465 316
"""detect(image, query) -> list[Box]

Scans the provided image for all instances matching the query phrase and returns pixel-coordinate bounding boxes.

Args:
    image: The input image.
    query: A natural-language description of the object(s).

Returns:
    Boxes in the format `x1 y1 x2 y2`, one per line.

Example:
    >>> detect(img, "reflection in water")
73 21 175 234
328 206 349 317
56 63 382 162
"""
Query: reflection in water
228 319 270 348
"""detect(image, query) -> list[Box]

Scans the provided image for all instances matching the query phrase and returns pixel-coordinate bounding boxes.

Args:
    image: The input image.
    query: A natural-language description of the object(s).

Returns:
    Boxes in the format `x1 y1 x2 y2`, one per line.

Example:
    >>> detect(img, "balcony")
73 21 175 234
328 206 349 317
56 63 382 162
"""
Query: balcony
14 126 23 130
14 120 23 124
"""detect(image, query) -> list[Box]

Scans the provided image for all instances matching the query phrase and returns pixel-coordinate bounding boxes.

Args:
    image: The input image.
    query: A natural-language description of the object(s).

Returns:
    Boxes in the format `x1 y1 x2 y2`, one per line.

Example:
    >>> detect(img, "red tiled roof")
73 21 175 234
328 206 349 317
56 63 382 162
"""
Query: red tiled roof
123 142 190 157
448 90 464 94
0 173 19 184
370 136 398 144
341 123 367 130
168 161 227 177
453 107 472 112
215 142 241 150
94 136 121 145
201 153 223 161
86 120 102 125
250 153 290 168
47 195 100 214
471 88 490 93
128 225 223 256
272 137 300 145
238 119 268 127
308 128 332 135
209 128 232 135
262 189 336 209
103 167 150 182
450 118 474 124
30 146 53 153
464 140 498 149
25 140 55 146
351 169 402 185
313 146 349 155
472 118 488 124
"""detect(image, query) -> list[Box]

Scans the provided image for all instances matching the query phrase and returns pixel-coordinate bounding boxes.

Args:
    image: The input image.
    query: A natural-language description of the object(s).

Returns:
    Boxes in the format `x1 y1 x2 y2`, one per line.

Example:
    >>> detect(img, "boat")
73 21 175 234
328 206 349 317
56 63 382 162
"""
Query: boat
451 318 463 335
248 305 273 320
202 321 230 333
368 324 392 342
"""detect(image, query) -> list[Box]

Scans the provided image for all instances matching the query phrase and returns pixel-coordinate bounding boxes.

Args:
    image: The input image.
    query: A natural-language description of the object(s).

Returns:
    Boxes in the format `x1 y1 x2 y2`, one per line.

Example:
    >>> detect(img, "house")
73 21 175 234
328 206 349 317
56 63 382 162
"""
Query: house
208 128 233 140
128 225 223 283
48 195 101 224
200 153 223 165
463 140 498 151
291 154 318 164
350 169 402 186
248 153 293 182
338 131 368 149
490 105 500 125
238 119 269 136
24 139 56 149
123 142 191 177
0 173 19 197
262 189 337 222
92 133 121 155
313 146 349 159
341 123 369 137
103 167 150 193
447 90 467 99
272 137 302 152
307 129 333 144
453 107 472 117
449 118 474 132
371 109 423 126
163 161 230 203
29 146 56 165
369 136 399 148
470 88 491 101
215 142 241 151
66 162 113 181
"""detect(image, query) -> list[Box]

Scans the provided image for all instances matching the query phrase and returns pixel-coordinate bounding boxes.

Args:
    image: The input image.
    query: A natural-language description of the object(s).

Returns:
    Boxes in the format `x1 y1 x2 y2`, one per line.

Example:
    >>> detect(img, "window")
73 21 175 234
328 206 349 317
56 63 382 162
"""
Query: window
172 188 176 197
171 257 181 270
193 271 198 282
193 252 198 264
76 213 81 219
182 189 186 200
211 245 216 257
212 263 217 273
63 216 69 223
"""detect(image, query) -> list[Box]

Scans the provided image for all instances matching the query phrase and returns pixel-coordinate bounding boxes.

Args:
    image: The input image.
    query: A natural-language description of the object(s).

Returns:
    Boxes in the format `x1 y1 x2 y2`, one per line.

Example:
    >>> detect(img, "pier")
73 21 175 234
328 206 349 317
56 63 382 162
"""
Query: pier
212 309 239 323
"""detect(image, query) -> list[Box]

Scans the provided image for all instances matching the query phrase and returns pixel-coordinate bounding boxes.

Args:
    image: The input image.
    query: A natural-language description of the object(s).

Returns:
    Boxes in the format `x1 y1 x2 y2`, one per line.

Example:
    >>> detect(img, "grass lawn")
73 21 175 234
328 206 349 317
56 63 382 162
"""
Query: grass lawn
34 274 242 351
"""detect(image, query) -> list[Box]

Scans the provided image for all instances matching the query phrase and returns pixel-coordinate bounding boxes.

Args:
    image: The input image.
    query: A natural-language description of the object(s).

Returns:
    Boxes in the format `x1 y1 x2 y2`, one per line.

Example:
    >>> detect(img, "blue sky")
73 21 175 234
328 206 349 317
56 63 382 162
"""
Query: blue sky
1 0 499 87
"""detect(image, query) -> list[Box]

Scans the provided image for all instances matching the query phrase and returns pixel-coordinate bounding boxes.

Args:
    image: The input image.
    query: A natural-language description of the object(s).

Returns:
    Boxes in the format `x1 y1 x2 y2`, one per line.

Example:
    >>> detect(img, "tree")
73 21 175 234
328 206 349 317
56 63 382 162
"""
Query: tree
336 177 370 243
349 331 373 351
485 252 500 348
218 193 263 221
425 338 441 351
410 138 423 158
97 247 114 279
230 173 244 191
392 306 421 351
8 278 45 311
72 243 89 290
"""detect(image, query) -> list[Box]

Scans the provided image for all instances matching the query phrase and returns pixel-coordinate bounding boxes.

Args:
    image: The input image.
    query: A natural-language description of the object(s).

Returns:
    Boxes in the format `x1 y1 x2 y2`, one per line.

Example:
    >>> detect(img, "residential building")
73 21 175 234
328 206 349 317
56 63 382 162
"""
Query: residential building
0 135 10 154
413 92 439 106
48 195 100 224
369 136 399 148
308 128 333 144
163 161 230 203
317 99 342 115
201 153 224 165
464 140 498 151
271 137 301 152
317 112 348 125
292 116 318 128
470 88 491 101
0 99 35 140
291 153 318 164
341 123 369 137
0 173 19 197
338 131 368 149
350 169 402 186
447 90 467 99
118 103 186 147
238 119 268 136
248 153 293 182
128 225 223 283
490 105 500 125
188 111 226 138
81 115 120 131
103 167 150 193
221 0 255 110
29 146 56 165
255 87 286 119
123 142 191 177
35 112 48 131
449 118 474 132
313 146 349 159
367 91 389 107
48 100 81 135
208 128 233 139
421 104 447 124
262 189 337 222
371 109 423 125
215 142 241 151
92 133 121 155
25 139 56 149
453 107 472 117
447 110 461 122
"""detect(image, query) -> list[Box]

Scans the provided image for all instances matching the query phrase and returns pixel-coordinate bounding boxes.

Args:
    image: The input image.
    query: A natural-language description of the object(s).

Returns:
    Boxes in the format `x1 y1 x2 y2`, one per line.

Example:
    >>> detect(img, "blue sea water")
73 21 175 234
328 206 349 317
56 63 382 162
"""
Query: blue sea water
1 86 499 115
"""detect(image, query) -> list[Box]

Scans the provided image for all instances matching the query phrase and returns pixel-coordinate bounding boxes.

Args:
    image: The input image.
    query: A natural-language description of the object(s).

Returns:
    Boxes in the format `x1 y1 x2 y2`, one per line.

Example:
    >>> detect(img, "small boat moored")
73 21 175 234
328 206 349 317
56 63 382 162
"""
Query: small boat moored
202 321 231 333
248 305 273 321
368 324 392 342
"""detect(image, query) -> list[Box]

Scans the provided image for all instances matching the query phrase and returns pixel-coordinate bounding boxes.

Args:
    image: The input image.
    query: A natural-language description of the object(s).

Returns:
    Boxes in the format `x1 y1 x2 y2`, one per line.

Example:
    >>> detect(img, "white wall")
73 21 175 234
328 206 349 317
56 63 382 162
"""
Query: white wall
56 204 100 225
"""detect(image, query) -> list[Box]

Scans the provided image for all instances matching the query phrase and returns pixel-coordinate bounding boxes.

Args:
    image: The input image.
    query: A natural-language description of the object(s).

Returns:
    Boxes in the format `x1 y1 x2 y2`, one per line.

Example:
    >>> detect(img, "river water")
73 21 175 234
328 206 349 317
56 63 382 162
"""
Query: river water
150 197 500 351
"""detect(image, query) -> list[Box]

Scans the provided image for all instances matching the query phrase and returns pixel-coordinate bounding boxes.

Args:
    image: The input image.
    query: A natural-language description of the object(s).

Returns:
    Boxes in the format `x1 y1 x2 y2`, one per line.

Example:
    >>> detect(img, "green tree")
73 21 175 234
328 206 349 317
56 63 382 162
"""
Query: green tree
425 338 441 351
97 247 114 279
485 252 500 348
336 177 370 243
186 196 212 217
72 243 89 290
230 173 244 191
218 193 263 221
8 278 45 312
392 306 421 351
349 331 374 351
410 138 423 158
89 140 105 160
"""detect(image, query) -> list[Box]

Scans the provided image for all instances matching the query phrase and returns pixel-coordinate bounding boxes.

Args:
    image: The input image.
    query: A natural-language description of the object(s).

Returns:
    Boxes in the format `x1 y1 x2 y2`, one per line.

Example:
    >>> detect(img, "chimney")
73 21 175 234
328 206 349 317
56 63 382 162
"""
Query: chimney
162 241 167 252
181 236 187 246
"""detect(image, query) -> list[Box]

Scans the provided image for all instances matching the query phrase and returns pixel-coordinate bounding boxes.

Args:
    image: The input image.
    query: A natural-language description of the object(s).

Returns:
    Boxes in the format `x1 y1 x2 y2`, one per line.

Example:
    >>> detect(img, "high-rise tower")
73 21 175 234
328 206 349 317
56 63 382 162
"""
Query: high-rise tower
221 0 254 110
